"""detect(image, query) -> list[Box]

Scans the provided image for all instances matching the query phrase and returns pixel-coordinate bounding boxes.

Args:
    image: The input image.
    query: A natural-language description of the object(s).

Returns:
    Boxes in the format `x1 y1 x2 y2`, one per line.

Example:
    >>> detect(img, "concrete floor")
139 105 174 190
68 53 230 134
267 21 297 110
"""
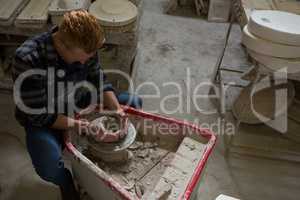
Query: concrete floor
0 94 61 200
133 0 240 199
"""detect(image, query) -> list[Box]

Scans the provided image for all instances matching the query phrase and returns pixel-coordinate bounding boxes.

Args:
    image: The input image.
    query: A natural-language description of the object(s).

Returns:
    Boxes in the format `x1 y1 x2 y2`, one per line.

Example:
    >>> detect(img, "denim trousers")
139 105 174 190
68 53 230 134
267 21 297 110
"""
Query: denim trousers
25 92 142 198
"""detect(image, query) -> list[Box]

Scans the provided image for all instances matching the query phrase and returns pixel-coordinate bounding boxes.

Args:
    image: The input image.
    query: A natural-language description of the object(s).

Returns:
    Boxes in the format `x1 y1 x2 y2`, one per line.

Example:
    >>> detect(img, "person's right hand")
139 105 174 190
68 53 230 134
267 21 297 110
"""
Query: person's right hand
88 120 123 143
74 119 90 136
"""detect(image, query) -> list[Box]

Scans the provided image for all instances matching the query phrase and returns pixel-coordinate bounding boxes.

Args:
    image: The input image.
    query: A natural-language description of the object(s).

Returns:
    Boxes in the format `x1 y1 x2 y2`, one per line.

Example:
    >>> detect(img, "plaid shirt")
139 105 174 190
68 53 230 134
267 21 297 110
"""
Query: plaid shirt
12 27 114 128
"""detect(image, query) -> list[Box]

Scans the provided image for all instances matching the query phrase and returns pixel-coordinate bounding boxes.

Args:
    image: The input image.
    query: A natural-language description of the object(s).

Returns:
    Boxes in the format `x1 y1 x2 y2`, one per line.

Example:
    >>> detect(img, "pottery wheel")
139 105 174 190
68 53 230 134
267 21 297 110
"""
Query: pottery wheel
89 0 138 27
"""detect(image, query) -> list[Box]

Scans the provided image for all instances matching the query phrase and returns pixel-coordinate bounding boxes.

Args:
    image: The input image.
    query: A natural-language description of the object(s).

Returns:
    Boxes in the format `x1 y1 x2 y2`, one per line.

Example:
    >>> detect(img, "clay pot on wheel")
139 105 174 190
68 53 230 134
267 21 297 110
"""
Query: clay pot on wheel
88 113 129 143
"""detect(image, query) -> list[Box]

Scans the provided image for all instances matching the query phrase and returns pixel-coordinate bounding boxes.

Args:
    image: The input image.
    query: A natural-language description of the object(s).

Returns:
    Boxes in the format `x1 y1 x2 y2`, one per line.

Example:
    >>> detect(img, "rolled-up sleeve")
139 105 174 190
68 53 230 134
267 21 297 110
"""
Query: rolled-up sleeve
86 53 115 93
13 55 57 127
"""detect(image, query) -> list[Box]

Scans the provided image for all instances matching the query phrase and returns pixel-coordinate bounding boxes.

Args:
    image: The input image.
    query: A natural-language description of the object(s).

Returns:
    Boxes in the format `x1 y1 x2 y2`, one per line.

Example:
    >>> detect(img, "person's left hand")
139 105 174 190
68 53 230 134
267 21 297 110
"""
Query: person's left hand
94 131 120 143
116 108 129 139
116 108 126 118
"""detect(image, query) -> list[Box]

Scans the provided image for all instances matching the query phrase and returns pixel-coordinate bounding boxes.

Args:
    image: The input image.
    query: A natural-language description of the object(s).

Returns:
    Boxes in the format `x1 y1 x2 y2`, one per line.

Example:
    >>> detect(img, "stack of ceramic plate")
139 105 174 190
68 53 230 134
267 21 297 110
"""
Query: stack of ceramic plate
0 0 29 26
48 0 91 25
15 0 52 29
242 10 300 74
89 0 138 33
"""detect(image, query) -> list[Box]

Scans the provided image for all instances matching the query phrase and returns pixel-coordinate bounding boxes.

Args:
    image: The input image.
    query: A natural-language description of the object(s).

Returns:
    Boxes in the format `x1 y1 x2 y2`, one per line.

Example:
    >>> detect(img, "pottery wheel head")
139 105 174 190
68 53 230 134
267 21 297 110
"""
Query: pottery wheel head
80 111 136 152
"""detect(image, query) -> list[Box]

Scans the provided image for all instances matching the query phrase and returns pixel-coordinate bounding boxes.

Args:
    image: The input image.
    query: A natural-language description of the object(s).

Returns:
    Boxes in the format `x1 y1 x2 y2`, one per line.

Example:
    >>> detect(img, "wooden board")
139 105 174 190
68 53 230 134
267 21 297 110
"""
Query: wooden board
208 0 231 22
0 0 27 20
16 0 51 23
0 0 143 46
0 0 29 26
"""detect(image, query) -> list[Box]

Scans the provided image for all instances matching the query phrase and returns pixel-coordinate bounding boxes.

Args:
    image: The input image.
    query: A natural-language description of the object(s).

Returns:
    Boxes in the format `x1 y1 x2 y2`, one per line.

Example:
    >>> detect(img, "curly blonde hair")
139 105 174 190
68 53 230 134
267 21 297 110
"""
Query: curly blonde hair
58 10 104 53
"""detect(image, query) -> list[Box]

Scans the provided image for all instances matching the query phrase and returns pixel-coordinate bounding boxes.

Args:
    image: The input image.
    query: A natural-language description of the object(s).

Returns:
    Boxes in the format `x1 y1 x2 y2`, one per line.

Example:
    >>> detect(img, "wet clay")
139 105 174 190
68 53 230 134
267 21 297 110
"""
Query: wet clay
84 140 173 199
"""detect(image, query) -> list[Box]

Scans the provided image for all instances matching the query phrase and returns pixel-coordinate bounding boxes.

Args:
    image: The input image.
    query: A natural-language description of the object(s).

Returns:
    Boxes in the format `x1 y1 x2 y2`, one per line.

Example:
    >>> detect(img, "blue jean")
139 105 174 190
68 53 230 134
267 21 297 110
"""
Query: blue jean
25 92 142 198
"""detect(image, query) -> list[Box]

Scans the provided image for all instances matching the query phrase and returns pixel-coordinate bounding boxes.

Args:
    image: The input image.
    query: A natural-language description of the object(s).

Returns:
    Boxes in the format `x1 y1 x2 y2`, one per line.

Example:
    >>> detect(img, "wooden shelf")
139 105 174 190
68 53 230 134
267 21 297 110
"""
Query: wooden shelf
0 0 144 46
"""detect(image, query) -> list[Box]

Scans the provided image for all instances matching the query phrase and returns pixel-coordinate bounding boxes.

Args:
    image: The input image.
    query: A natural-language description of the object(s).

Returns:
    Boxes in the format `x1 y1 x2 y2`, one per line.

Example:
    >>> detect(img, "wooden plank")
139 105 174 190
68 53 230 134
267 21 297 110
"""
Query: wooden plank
0 24 49 36
15 0 51 29
0 23 138 46
208 0 232 22
0 0 29 26
0 0 26 20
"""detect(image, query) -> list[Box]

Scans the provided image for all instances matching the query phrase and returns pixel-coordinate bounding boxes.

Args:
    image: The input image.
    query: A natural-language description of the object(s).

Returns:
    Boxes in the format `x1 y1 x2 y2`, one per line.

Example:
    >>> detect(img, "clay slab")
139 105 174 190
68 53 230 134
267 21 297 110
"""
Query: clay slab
89 0 138 27
248 10 300 46
242 25 300 58
248 50 300 74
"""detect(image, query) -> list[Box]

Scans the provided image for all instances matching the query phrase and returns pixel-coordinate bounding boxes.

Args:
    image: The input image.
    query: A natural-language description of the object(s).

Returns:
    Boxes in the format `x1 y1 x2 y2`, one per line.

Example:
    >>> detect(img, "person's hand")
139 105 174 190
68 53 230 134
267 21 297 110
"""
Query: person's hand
74 119 90 136
94 131 120 143
116 108 129 139
116 108 126 118
88 121 104 137
90 115 128 143
91 123 120 143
